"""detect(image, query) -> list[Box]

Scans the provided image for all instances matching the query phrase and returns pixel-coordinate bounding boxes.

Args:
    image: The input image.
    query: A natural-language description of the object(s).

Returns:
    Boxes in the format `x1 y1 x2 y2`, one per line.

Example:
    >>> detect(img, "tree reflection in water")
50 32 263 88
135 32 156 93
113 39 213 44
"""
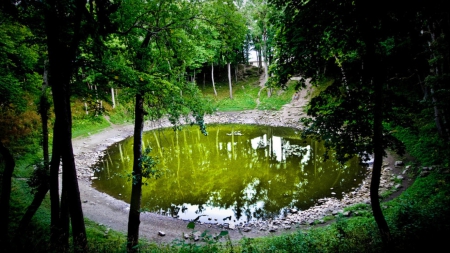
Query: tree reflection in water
92 124 365 224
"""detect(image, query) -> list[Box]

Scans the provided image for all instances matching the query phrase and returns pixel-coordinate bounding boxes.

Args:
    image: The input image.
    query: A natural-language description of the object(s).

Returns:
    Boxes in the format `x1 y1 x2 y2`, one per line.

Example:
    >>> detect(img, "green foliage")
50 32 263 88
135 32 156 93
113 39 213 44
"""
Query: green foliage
391 123 450 167
139 148 163 181
27 159 49 194
0 13 40 113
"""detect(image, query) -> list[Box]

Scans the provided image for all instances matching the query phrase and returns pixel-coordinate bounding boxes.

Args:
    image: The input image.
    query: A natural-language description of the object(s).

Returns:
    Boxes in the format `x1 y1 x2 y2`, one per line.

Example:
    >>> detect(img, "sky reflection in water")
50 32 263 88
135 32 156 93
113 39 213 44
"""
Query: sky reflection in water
92 124 365 224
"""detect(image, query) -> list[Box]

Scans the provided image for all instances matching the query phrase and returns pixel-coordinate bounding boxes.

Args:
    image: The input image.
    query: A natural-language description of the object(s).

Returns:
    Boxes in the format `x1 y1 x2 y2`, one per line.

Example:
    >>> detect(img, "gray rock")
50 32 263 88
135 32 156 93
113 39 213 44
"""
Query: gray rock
243 227 252 232
395 161 404 166
269 226 278 232
396 175 404 180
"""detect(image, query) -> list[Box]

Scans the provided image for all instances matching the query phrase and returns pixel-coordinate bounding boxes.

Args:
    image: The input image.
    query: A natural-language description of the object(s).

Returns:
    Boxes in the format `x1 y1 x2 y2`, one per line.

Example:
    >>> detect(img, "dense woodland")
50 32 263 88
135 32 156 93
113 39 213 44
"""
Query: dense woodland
1 0 449 252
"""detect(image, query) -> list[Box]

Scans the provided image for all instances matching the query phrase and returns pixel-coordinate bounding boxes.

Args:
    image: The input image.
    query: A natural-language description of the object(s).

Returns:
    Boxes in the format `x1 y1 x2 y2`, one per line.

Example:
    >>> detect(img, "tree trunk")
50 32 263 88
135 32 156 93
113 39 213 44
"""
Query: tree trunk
371 78 391 248
127 93 145 252
228 62 233 99
45 0 87 250
235 64 238 83
60 185 70 250
52 81 87 251
49 118 61 246
111 87 116 109
258 48 263 72
0 142 15 248
211 63 217 96
126 30 152 252
13 82 51 243
41 62 50 165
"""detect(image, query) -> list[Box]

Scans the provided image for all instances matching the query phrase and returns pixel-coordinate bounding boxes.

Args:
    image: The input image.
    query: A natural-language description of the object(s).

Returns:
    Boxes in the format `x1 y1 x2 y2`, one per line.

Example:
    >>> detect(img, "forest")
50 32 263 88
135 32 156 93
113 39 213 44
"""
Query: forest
1 0 449 252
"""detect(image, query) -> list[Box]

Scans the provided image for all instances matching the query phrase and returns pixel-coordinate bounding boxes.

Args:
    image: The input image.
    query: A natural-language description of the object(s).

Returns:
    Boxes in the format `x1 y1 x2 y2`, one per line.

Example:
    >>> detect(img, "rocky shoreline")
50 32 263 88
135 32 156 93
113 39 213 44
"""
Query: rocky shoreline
72 109 412 243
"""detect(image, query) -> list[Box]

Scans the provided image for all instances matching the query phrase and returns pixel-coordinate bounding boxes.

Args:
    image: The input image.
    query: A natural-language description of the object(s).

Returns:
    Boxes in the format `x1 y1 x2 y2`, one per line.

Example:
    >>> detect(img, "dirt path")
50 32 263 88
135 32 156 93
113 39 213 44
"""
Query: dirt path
73 83 411 245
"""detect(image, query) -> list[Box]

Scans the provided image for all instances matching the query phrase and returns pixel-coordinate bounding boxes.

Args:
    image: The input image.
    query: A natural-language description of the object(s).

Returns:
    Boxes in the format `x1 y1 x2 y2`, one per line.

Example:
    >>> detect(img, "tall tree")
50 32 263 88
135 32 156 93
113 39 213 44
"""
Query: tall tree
267 0 450 247
44 0 88 249
98 1 212 250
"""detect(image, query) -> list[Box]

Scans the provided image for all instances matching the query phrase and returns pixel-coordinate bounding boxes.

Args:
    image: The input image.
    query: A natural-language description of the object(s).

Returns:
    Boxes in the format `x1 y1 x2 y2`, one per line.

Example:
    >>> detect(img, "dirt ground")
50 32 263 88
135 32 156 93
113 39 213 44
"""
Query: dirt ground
72 77 412 244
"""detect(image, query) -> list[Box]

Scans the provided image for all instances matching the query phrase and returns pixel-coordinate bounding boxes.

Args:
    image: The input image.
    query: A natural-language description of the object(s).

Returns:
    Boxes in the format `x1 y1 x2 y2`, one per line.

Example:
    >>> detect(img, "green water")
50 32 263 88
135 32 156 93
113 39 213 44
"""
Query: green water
92 124 365 223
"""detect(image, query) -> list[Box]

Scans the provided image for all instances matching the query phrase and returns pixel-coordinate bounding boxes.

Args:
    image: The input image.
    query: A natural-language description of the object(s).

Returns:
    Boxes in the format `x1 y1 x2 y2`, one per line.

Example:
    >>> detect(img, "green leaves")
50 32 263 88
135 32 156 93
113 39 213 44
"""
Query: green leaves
138 148 164 180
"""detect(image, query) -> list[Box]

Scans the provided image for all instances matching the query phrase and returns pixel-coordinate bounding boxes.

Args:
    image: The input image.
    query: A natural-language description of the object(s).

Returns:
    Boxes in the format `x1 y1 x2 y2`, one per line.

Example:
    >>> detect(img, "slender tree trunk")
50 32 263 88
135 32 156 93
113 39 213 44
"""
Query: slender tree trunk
228 62 233 99
45 0 88 249
258 48 263 72
94 85 99 116
111 87 116 109
60 185 70 250
49 119 61 246
127 30 152 252
371 78 391 248
13 80 51 243
0 142 15 248
211 63 217 96
54 83 87 251
42 63 50 165
235 64 238 83
127 93 145 252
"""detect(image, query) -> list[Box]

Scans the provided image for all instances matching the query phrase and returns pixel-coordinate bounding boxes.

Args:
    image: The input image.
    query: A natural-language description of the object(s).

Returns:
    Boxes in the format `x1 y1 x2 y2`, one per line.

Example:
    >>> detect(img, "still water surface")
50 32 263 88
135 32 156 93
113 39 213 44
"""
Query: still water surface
92 124 365 224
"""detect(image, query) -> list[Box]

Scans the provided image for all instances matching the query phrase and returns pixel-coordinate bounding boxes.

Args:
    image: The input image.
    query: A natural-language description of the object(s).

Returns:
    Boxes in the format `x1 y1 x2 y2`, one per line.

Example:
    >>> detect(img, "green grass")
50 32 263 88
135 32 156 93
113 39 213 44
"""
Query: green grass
72 115 111 138
201 76 261 111
257 80 297 110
